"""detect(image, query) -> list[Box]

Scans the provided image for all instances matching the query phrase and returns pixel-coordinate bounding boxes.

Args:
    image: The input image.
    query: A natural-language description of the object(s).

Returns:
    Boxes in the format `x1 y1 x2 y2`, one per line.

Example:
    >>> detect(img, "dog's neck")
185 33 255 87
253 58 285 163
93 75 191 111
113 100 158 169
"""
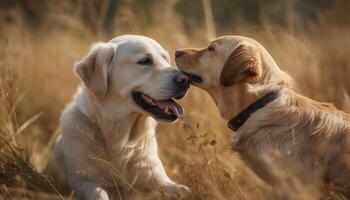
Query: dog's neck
207 84 270 121
75 88 156 154
208 63 292 122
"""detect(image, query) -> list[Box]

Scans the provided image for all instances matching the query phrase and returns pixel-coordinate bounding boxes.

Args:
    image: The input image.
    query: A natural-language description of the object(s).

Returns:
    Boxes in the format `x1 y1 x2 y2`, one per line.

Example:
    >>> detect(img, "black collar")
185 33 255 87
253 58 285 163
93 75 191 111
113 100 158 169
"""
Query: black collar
228 89 282 132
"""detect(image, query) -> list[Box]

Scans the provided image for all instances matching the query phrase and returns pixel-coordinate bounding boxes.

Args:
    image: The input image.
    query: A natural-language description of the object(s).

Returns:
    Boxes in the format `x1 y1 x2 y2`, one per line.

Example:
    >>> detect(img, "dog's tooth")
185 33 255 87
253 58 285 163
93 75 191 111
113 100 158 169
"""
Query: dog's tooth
150 98 156 105
142 94 154 104
164 108 170 113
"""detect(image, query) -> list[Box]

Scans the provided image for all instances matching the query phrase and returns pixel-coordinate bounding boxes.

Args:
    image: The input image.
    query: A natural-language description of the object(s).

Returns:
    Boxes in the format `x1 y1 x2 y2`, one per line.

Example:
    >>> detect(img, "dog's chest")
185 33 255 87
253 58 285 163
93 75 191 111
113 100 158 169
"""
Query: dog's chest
90 129 155 187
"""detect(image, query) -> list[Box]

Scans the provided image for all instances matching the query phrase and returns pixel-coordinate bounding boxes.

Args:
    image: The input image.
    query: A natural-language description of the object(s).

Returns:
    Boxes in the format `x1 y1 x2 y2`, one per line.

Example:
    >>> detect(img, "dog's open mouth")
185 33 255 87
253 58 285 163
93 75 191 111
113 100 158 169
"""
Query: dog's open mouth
183 72 203 84
132 91 185 122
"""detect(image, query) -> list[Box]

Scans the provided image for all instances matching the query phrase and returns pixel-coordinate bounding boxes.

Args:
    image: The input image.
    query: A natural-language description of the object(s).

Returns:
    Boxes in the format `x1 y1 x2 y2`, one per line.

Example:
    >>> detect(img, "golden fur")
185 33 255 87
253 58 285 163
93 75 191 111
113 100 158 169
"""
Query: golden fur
175 35 350 198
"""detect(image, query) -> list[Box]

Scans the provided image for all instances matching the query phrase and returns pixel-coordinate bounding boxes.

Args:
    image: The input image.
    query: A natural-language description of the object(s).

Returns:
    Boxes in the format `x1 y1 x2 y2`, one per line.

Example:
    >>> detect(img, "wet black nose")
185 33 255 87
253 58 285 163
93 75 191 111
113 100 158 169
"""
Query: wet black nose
173 73 190 86
175 50 186 59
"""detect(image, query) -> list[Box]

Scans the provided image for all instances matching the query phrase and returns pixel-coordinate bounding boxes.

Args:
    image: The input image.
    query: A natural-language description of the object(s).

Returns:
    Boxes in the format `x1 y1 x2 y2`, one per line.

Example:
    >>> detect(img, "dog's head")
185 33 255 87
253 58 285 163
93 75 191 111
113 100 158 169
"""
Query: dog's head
174 36 268 89
75 35 190 122
175 36 291 119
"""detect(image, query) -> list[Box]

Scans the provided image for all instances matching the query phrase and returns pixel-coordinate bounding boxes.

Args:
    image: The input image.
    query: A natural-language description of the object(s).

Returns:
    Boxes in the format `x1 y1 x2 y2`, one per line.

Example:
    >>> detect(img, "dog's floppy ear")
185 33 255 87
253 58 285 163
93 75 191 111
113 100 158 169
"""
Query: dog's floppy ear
75 42 115 99
220 42 262 87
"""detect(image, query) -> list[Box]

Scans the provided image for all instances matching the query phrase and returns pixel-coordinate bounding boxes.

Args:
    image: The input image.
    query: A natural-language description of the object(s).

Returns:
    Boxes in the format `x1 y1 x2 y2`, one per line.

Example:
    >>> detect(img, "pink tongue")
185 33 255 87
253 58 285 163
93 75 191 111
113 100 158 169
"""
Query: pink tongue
154 100 183 117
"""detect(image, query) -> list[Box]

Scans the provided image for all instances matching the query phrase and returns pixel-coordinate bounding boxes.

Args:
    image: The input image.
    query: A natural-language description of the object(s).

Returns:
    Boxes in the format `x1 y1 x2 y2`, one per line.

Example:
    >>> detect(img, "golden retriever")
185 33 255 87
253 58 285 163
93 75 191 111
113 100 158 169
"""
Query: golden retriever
47 35 190 200
175 35 350 198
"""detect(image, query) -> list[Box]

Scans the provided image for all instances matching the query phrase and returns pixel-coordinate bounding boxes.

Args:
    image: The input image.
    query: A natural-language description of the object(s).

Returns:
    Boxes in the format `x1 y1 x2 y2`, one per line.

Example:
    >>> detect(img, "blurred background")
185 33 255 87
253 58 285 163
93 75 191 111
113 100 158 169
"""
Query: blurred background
0 0 349 199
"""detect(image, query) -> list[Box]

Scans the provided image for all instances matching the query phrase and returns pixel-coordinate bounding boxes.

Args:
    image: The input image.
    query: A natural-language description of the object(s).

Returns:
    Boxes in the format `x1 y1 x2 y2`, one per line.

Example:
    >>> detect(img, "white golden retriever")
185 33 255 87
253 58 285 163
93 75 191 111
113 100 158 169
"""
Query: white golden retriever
47 35 190 200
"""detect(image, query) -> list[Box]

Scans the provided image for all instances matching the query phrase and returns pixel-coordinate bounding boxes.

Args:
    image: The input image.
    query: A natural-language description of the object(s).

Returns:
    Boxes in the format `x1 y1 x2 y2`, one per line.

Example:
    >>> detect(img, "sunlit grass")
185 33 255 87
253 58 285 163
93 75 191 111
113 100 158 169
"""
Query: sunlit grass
0 2 349 199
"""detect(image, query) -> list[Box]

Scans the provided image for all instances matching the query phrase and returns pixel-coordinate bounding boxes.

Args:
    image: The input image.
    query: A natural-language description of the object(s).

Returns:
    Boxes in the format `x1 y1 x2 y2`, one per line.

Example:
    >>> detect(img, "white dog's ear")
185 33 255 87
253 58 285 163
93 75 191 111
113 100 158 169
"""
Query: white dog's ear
220 42 262 87
75 43 115 99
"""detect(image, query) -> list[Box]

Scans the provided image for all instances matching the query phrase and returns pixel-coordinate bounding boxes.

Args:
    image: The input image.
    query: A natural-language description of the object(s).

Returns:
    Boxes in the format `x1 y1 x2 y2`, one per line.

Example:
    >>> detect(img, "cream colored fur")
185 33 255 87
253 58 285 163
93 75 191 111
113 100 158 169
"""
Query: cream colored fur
47 35 189 200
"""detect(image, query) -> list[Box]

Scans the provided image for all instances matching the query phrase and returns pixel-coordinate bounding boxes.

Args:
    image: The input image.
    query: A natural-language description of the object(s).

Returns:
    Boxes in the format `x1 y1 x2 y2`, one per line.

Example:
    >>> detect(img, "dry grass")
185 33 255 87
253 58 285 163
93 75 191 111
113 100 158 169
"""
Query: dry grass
0 1 349 199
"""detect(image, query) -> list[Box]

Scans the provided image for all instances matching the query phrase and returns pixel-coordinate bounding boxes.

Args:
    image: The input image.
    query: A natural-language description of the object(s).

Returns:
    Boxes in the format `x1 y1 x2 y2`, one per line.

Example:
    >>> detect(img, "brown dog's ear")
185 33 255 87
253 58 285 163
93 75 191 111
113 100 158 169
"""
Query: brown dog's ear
75 43 115 99
220 42 262 87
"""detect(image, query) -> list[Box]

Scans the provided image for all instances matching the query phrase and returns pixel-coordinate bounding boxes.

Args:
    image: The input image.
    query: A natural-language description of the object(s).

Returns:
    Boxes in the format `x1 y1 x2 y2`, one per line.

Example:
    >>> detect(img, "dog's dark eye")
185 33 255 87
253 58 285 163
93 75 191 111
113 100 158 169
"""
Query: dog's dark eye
137 57 153 65
208 46 215 51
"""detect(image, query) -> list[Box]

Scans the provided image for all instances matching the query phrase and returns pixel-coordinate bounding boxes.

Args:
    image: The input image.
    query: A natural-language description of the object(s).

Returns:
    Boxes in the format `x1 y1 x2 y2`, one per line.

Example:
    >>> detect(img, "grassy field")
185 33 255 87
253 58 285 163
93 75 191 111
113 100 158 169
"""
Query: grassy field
0 1 349 199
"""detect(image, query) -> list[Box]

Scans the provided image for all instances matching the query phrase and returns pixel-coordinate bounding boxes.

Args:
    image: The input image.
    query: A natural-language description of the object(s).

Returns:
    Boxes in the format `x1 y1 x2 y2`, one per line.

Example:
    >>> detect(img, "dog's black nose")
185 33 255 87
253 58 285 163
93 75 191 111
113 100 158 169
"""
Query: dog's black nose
173 73 190 86
175 50 186 59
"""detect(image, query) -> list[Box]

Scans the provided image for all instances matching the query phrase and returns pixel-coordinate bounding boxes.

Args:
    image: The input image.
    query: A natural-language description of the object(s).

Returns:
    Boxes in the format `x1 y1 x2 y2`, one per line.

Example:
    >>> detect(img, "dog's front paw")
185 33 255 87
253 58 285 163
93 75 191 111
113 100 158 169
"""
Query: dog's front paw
160 183 190 199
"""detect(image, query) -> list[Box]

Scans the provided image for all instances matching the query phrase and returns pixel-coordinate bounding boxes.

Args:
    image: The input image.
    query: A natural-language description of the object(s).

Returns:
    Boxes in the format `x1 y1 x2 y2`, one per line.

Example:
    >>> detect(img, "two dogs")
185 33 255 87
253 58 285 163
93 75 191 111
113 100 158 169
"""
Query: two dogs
49 35 350 199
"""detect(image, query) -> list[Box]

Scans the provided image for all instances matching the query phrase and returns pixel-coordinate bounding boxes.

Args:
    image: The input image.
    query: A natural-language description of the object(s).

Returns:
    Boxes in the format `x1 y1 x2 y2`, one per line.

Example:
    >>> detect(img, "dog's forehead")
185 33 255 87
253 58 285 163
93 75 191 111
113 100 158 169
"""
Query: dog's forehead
212 36 260 48
109 35 169 58
211 36 240 47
